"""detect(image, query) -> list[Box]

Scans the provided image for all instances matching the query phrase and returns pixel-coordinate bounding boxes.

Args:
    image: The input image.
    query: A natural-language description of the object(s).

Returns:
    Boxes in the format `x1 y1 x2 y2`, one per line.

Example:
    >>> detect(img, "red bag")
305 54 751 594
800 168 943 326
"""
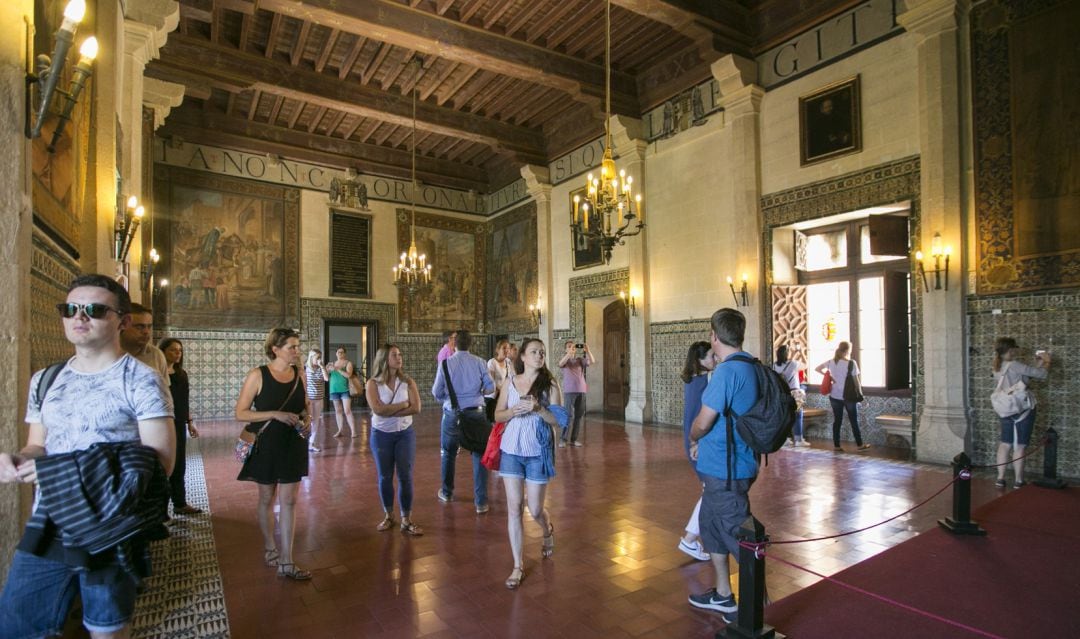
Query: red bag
820 370 833 395
481 421 506 471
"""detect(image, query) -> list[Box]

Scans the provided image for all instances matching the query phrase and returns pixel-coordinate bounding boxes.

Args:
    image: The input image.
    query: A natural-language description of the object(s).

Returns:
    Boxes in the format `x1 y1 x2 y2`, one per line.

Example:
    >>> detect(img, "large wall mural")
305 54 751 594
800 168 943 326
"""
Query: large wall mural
153 166 300 329
397 210 486 333
486 201 538 334
973 0 1080 293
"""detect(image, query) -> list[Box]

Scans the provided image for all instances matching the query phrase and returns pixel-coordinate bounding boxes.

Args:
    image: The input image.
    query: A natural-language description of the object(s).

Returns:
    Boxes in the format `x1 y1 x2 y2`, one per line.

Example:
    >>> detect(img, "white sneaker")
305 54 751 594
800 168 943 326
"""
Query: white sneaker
795 439 811 447
678 538 711 561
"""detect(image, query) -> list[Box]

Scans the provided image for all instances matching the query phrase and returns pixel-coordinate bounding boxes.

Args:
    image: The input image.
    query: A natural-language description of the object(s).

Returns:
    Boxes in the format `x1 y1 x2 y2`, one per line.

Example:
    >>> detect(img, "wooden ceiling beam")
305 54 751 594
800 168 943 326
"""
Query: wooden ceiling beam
287 101 305 128
381 50 417 92
337 35 365 80
161 108 489 190
354 118 382 144
374 123 399 147
314 28 340 73
525 2 581 44
503 3 544 38
419 61 458 101
268 94 285 124
265 13 283 59
154 37 547 163
435 0 456 16
307 105 328 133
482 0 516 30
255 0 637 113
458 0 486 24
325 110 348 136
341 115 363 140
361 43 391 85
238 13 252 51
545 3 603 50
436 66 479 106
246 89 261 120
611 0 752 59
291 21 313 67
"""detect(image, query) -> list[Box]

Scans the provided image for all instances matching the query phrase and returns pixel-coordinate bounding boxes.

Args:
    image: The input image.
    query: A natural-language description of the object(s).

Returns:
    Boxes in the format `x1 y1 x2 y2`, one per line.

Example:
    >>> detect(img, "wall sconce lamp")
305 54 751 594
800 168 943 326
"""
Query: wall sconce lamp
114 196 144 262
26 0 98 152
727 274 749 307
140 247 160 281
528 302 541 325
619 290 638 316
152 278 168 300
915 233 951 292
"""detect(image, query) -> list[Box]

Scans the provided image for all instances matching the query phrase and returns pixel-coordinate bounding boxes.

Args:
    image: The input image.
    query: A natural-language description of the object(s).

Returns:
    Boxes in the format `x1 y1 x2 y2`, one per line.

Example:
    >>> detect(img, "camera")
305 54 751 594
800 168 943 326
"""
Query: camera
575 343 584 349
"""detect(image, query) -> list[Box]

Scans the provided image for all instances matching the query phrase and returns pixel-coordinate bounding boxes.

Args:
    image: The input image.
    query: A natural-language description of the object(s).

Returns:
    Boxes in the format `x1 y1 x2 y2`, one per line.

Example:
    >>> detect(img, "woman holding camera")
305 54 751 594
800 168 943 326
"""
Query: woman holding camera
991 337 1051 488
558 340 594 447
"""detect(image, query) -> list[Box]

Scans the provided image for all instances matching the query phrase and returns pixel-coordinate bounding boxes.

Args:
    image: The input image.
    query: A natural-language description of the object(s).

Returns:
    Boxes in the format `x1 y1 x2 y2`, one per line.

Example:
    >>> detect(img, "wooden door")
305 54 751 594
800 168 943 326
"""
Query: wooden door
603 299 630 414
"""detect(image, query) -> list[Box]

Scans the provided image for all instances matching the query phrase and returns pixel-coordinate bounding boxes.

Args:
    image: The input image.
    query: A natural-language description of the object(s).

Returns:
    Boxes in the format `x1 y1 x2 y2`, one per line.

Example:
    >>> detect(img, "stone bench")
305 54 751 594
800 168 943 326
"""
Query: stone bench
802 408 829 439
876 413 913 448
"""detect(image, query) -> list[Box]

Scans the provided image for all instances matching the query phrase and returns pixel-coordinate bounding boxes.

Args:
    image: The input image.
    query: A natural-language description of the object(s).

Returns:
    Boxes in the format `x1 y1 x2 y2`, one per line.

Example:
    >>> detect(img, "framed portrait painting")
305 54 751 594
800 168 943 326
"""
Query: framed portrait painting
799 76 862 166
153 166 300 329
570 187 604 270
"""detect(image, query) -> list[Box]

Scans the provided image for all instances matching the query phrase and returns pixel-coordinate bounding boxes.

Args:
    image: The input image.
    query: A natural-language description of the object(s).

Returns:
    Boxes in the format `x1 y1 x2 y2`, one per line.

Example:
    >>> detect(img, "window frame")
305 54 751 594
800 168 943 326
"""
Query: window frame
798 219 911 397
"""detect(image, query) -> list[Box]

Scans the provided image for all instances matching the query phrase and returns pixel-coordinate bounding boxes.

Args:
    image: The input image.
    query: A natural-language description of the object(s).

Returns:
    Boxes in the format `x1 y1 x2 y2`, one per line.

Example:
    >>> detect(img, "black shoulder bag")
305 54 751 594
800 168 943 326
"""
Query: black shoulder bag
442 359 492 453
843 360 865 403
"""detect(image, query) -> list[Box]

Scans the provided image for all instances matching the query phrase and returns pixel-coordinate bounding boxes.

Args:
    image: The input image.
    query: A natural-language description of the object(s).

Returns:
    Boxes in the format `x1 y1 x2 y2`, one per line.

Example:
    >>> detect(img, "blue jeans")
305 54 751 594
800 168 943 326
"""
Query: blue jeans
829 397 863 447
371 427 416 514
0 550 138 637
440 410 489 507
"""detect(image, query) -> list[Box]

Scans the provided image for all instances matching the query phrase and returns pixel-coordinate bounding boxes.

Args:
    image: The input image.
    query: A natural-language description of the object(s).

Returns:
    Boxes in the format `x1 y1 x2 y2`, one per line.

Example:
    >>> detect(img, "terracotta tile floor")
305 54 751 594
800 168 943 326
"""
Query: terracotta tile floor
197 410 1002 638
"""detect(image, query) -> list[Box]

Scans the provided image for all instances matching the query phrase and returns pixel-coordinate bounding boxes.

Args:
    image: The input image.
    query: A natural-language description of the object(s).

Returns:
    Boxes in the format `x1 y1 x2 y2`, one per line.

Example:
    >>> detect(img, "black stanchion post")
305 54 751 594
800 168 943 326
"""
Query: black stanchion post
719 516 784 639
938 452 986 535
1035 428 1067 489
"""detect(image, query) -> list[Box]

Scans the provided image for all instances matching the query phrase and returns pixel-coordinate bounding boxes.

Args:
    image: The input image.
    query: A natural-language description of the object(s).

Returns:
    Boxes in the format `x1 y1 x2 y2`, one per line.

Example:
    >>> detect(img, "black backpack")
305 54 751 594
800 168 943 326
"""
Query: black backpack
722 354 798 484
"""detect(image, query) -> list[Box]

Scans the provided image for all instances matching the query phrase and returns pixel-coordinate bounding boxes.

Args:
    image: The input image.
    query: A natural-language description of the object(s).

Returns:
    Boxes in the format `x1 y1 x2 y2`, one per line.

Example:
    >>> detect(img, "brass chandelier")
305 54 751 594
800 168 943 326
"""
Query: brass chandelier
570 0 644 264
392 57 433 297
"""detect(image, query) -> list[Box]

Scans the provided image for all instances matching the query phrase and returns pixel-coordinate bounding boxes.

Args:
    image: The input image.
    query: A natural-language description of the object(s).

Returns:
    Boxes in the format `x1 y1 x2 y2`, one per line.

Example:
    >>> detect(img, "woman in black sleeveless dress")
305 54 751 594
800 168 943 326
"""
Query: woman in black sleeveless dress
235 328 311 580
159 337 201 515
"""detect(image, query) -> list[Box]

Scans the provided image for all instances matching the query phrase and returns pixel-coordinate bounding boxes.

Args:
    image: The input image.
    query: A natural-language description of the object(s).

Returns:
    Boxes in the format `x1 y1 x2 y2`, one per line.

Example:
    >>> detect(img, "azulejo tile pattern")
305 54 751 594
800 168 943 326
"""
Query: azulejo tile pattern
649 319 711 427
166 330 266 419
566 268 630 340
967 290 1080 478
30 231 79 371
131 447 229 638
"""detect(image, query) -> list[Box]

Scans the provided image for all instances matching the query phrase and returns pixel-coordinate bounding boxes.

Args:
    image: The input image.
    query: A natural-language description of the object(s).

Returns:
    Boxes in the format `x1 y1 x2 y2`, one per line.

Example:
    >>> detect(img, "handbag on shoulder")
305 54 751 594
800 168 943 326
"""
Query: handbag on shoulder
842 361 864 402
235 369 302 463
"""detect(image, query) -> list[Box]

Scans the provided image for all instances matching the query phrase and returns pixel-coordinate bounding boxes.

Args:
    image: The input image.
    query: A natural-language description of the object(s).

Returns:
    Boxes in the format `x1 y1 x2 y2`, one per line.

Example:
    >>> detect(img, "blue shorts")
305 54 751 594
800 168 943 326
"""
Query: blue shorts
329 391 350 401
499 452 550 484
999 407 1036 445
0 550 138 637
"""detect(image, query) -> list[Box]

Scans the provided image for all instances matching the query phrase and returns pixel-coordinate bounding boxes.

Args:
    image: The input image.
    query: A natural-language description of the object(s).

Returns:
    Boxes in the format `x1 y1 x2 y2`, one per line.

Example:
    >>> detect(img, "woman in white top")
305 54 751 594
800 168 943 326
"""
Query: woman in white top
774 345 808 447
304 349 325 452
365 344 423 535
991 337 1051 488
485 338 511 421
493 338 563 590
815 341 869 452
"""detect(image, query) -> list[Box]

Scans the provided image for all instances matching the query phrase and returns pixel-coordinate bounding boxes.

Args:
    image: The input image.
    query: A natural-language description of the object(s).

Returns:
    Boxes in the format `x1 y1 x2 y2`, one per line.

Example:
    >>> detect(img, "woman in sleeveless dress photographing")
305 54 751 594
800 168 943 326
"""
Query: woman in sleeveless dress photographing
236 327 311 580
494 338 563 590
365 344 423 535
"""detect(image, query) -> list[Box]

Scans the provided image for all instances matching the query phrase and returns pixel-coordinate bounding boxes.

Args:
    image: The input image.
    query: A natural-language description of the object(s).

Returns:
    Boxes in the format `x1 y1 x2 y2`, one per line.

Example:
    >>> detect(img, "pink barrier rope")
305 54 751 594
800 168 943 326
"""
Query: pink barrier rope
743 541 1007 639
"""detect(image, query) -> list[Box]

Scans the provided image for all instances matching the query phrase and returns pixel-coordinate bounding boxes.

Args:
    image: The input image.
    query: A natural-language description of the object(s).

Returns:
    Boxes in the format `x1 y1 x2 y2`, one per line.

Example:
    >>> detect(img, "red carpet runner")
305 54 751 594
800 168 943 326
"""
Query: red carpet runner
765 486 1080 638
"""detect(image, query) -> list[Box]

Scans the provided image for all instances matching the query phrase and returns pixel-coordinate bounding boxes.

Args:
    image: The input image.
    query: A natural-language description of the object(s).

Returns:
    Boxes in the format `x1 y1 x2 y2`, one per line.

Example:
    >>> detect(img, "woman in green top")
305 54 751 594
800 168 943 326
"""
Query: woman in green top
324 347 359 437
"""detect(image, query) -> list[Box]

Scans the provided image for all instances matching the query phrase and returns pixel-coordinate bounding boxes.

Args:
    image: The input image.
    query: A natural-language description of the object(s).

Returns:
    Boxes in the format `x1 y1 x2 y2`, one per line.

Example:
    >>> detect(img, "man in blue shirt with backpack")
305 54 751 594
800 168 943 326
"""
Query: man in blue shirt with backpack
687 308 760 623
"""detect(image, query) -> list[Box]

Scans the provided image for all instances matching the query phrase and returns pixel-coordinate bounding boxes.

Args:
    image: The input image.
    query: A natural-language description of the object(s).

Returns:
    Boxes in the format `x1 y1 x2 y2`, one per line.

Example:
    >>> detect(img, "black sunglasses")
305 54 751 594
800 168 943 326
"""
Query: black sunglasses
56 303 123 320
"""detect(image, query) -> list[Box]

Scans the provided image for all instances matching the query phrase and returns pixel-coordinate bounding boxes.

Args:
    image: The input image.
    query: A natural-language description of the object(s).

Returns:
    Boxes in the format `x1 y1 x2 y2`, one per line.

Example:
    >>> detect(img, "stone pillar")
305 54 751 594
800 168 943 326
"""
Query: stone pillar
0 0 34 583
521 165 553 348
899 0 969 463
120 1 179 298
711 55 765 353
611 116 652 423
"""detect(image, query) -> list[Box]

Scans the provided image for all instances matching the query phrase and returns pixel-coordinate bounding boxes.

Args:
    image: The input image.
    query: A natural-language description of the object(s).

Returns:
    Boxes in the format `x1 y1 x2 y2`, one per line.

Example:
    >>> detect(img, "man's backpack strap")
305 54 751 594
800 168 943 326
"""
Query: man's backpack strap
36 361 68 407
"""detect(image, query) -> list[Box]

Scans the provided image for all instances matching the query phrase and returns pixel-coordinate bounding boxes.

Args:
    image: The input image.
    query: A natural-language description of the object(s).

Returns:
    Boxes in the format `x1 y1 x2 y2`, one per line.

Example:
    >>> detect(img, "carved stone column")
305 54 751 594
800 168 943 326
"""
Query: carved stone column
611 116 652 423
899 0 969 463
521 165 553 348
120 1 179 297
711 55 765 352
0 0 34 583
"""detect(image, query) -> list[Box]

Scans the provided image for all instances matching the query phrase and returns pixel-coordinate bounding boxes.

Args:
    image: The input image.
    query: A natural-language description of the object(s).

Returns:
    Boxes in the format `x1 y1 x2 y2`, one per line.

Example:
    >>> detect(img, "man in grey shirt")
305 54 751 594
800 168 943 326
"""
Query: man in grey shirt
120 302 169 385
432 330 494 513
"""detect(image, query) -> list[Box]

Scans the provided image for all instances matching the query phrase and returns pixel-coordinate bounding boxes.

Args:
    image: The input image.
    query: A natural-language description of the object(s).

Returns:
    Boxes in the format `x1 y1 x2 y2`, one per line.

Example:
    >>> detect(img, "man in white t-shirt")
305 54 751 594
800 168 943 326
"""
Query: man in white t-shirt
0 274 175 638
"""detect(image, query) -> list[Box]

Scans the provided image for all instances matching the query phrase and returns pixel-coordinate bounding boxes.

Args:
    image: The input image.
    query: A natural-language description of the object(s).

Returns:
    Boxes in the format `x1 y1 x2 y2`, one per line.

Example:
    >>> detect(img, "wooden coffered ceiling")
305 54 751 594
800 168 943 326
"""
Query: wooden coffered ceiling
152 0 860 194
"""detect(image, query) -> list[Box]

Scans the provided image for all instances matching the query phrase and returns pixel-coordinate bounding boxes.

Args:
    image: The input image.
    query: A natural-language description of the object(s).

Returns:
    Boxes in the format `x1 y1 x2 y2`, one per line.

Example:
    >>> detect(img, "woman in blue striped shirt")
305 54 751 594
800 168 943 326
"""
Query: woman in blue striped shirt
494 338 563 590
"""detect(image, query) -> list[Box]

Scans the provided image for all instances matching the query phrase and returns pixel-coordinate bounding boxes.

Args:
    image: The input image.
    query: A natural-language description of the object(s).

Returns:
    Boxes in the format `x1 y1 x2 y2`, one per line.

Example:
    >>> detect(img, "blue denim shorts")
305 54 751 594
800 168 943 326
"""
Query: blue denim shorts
0 550 138 637
999 407 1036 445
329 391 350 401
499 452 550 484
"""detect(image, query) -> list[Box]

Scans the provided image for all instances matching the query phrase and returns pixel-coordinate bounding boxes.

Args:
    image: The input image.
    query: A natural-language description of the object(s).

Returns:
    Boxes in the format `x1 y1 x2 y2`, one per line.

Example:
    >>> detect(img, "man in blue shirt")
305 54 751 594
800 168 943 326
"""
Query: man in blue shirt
687 308 760 622
432 330 494 513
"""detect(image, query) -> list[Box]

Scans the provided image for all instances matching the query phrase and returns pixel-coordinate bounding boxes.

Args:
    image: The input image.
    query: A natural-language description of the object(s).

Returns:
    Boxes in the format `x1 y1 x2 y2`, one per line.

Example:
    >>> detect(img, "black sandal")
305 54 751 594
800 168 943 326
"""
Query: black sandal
277 563 311 580
400 521 424 536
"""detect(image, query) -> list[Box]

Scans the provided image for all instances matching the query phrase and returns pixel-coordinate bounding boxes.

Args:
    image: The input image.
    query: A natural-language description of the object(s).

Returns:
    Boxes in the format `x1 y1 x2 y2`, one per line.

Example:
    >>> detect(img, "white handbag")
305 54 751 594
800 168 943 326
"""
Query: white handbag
990 363 1033 418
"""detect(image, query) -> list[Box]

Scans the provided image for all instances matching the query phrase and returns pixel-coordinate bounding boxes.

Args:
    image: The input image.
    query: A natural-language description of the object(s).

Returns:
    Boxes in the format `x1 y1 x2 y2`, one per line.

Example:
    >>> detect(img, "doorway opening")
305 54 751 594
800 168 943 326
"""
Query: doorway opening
323 320 378 406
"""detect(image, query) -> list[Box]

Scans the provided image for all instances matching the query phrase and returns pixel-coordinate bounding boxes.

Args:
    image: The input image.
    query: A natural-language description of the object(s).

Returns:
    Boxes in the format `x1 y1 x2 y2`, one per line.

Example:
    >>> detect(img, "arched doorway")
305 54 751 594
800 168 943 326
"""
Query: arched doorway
602 298 630 415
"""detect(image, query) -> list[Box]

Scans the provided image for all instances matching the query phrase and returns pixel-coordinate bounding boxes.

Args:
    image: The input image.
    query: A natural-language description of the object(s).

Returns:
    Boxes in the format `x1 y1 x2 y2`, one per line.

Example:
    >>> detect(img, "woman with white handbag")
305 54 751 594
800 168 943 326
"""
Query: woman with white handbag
991 337 1051 488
